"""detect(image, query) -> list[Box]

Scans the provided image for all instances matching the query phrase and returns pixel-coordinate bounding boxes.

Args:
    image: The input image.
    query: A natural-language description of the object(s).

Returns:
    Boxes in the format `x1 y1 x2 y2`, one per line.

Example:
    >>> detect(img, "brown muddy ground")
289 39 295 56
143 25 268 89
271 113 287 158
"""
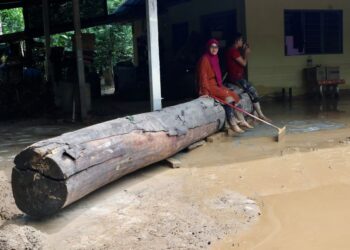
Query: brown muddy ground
1 98 350 249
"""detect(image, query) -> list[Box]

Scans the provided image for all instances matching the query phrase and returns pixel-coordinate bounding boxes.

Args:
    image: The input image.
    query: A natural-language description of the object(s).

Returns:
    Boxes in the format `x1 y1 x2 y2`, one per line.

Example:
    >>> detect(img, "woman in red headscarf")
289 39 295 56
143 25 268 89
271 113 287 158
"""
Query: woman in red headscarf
197 39 252 133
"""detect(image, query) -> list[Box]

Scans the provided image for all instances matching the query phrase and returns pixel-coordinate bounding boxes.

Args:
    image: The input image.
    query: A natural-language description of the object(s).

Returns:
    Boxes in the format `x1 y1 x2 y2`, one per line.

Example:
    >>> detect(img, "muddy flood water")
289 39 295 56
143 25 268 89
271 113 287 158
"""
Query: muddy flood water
1 98 350 249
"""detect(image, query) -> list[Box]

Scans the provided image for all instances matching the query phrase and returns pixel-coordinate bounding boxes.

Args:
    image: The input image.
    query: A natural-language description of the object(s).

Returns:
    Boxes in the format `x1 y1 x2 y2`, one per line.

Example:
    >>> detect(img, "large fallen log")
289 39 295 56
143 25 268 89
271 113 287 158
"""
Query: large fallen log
11 97 222 217
12 96 253 218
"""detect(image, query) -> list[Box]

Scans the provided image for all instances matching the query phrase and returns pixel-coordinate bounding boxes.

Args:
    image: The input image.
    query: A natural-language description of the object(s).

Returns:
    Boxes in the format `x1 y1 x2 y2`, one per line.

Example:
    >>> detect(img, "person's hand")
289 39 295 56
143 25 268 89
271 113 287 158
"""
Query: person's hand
225 96 235 104
245 47 251 54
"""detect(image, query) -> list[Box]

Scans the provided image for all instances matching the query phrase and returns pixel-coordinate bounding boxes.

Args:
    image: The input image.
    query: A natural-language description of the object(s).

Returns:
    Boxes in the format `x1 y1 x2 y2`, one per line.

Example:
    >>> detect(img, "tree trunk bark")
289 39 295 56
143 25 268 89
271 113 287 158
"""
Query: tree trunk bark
12 97 236 218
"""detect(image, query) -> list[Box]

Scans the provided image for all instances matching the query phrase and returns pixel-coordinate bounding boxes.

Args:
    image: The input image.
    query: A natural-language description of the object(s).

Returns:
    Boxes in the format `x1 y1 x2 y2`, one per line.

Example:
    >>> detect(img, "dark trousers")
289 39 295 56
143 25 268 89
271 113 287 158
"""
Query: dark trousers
223 102 243 121
236 79 260 103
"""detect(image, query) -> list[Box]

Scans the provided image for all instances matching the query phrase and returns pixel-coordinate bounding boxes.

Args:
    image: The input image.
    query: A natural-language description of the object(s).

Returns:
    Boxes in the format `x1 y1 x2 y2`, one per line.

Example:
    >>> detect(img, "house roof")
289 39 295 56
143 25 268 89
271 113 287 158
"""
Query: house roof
114 0 143 14
0 0 190 42
0 0 129 43
113 0 145 22
0 0 22 10
113 0 191 21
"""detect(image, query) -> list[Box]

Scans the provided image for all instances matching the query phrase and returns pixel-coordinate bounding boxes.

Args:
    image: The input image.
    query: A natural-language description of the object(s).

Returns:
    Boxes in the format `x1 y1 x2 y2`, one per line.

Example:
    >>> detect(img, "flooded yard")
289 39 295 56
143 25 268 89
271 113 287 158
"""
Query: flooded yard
1 98 350 249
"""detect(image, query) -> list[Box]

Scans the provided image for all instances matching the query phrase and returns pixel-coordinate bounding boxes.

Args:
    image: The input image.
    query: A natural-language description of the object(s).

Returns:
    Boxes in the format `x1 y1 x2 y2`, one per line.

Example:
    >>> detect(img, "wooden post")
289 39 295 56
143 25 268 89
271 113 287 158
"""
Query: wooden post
72 0 88 120
146 0 162 111
42 0 51 82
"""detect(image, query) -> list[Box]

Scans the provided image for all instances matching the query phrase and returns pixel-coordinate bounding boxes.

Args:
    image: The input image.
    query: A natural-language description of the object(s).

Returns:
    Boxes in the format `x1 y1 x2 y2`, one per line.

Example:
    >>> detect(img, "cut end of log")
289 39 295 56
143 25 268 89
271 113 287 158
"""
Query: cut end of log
15 148 66 180
12 168 67 218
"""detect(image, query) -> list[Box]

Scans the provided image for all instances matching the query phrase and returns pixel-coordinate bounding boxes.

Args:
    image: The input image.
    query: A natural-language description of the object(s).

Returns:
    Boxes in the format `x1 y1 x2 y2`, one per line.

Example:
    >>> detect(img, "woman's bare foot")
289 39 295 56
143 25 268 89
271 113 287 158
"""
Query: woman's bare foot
228 117 245 133
230 124 245 133
239 121 254 129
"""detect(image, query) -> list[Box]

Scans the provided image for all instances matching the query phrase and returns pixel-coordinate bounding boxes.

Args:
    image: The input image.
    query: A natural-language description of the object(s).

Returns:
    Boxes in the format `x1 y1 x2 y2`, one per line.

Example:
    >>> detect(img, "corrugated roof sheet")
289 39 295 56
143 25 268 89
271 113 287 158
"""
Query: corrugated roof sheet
112 0 145 22
113 0 190 19
114 0 143 14
0 0 22 10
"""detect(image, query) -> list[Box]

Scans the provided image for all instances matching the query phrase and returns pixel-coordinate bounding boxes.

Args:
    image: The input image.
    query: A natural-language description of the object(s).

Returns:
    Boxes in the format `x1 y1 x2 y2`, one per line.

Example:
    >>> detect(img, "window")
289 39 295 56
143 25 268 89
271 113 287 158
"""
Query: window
284 10 343 56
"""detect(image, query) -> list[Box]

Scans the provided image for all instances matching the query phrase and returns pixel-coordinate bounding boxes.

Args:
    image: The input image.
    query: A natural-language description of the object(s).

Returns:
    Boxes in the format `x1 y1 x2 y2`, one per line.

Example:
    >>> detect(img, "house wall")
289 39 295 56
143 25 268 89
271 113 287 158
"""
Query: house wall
158 0 245 58
132 0 349 96
245 0 350 95
132 0 245 65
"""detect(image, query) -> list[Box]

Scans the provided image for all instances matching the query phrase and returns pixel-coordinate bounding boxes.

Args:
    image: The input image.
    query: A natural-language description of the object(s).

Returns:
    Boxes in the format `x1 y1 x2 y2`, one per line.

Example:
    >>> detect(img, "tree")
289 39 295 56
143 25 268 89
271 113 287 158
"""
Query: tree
1 0 133 71
0 8 25 34
87 24 133 70
88 0 133 70
107 0 124 12
51 0 133 71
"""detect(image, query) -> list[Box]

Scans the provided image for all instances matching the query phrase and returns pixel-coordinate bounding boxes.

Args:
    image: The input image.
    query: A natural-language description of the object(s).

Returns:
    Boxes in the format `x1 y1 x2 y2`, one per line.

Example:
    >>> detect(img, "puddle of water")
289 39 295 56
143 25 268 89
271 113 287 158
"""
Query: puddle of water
17 139 35 143
286 120 344 133
0 141 34 148
242 119 344 138
218 184 350 250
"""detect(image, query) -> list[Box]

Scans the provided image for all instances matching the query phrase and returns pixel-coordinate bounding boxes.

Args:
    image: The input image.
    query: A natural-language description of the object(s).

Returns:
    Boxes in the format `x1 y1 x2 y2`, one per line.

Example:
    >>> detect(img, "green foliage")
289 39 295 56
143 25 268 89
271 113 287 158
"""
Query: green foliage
49 0 133 70
92 0 133 69
1 0 133 70
107 0 125 14
0 8 25 34
87 24 133 70
51 32 73 48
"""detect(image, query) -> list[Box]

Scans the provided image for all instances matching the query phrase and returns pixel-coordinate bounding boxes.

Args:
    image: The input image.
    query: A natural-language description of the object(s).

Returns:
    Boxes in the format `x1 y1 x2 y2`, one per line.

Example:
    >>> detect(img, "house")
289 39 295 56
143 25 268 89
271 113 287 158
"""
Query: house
118 0 349 97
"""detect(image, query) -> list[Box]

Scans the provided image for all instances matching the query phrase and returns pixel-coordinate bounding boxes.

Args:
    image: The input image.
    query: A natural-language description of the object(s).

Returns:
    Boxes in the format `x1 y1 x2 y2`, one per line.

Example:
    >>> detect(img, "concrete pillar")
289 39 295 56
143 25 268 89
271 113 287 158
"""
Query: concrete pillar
146 0 162 111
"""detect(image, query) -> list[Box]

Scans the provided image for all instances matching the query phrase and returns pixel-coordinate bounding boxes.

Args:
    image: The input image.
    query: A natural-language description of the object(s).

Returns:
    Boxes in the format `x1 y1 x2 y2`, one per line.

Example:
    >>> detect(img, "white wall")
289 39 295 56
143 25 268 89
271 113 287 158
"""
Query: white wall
245 0 350 95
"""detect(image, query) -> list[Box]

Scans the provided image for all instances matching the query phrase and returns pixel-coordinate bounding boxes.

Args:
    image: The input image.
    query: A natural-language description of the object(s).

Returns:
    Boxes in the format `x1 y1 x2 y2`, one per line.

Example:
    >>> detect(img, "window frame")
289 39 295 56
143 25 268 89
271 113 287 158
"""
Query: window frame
284 9 343 56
